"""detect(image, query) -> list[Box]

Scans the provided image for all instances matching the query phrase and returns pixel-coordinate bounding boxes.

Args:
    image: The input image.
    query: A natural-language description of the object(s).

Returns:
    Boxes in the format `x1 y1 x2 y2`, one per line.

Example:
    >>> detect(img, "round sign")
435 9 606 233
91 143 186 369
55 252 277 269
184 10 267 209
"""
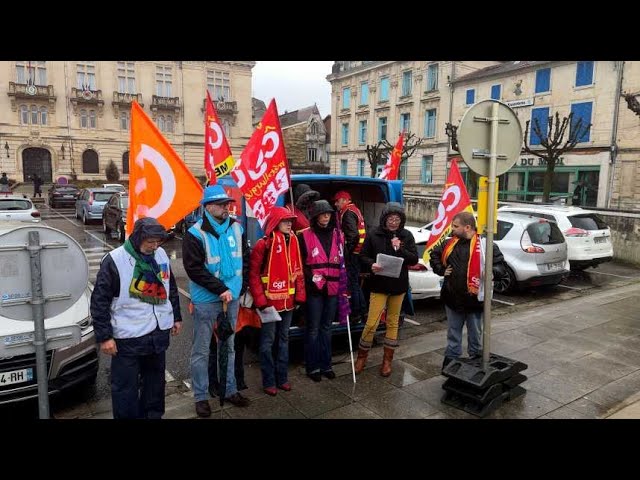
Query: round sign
26 85 37 95
456 100 523 177
82 89 93 100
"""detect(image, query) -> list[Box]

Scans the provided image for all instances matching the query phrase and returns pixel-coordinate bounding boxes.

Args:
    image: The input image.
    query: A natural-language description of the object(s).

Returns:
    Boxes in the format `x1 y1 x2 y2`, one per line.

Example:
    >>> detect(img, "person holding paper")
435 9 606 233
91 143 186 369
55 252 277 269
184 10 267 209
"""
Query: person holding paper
249 206 306 396
356 202 418 377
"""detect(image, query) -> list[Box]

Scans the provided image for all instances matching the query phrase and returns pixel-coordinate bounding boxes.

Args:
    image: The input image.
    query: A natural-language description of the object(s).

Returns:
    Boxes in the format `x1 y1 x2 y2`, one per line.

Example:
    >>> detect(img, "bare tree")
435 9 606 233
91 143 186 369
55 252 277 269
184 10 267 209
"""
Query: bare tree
365 132 426 178
523 111 591 202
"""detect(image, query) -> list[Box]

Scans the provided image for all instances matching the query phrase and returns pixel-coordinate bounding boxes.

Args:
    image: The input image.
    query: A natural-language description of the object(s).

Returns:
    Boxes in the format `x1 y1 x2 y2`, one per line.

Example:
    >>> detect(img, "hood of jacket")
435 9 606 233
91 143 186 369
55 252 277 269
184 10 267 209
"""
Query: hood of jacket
379 202 406 230
264 206 297 236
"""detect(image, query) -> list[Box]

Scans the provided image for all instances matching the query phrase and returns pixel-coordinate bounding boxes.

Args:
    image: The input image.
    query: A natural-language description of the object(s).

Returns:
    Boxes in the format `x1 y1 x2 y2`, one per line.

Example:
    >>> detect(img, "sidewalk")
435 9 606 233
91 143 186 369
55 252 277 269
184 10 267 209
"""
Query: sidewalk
58 280 640 419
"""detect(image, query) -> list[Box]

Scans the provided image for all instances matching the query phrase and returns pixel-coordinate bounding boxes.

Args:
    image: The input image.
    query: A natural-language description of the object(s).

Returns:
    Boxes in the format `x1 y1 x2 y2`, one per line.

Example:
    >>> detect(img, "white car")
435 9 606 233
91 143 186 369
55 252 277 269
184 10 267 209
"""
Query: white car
102 183 126 193
498 205 613 269
404 225 443 300
0 195 41 223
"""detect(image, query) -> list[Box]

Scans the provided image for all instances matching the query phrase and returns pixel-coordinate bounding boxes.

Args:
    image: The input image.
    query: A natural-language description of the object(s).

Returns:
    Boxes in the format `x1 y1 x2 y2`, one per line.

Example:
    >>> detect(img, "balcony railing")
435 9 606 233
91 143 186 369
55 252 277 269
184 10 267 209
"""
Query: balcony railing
201 99 238 114
112 92 143 118
151 95 181 114
70 88 104 115
8 82 57 112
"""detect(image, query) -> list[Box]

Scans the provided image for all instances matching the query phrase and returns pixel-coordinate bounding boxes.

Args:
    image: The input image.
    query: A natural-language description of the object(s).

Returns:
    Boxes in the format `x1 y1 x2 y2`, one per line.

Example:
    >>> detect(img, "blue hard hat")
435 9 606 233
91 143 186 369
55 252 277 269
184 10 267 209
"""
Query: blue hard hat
200 184 236 205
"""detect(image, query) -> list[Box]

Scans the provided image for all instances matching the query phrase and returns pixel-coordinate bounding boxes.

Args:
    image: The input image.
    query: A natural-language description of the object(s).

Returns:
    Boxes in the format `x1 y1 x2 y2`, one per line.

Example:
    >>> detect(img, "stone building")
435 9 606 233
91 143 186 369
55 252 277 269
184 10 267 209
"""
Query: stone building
279 104 329 174
0 61 254 183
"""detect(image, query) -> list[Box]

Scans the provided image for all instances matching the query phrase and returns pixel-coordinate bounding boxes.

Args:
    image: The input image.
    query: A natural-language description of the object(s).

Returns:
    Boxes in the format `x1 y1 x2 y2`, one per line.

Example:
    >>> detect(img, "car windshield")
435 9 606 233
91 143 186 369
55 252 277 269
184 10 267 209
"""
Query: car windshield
569 214 608 230
94 192 116 202
526 221 564 245
0 199 31 211
121 197 129 209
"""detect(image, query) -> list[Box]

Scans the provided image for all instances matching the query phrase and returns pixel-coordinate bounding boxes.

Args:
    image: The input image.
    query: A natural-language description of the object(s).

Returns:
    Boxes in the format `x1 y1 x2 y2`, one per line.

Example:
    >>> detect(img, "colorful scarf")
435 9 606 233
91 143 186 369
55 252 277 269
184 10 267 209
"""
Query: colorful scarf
441 234 481 295
265 231 302 300
206 211 236 282
124 239 167 304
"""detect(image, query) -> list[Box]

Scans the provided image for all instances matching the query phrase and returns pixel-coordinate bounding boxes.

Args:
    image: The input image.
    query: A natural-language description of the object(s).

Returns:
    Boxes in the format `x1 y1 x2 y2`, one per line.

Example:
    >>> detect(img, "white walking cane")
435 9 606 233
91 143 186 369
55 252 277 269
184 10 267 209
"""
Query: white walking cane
345 314 357 385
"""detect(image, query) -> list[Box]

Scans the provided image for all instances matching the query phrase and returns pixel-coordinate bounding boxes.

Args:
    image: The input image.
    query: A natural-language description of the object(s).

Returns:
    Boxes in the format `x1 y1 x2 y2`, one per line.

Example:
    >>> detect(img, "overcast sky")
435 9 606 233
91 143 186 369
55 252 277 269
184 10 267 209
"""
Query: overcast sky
252 61 334 119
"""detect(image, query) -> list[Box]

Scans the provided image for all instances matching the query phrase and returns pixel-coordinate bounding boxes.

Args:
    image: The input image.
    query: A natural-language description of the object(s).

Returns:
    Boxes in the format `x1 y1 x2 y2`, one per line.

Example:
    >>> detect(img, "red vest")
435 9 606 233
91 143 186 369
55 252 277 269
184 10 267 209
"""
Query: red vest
338 203 366 254
301 228 343 296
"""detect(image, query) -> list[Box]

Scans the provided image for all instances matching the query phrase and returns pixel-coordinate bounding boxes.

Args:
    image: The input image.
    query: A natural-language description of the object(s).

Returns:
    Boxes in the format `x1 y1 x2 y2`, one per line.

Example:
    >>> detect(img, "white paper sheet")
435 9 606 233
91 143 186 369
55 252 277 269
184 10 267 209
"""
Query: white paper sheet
375 253 404 278
256 306 282 323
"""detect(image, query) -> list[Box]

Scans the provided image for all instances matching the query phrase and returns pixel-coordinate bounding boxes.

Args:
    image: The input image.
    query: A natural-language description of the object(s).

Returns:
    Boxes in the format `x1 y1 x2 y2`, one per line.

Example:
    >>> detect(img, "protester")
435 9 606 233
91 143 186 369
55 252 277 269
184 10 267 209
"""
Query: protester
286 183 319 233
0 172 9 193
333 190 367 323
355 202 418 377
32 173 43 198
297 199 347 382
249 206 305 395
429 211 504 370
90 217 182 419
183 184 250 417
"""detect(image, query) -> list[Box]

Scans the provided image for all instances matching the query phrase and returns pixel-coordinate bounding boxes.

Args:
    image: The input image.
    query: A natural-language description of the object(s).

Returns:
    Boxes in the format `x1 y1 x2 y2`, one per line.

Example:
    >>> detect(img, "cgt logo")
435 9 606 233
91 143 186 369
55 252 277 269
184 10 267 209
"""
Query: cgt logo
271 280 287 290
431 184 462 237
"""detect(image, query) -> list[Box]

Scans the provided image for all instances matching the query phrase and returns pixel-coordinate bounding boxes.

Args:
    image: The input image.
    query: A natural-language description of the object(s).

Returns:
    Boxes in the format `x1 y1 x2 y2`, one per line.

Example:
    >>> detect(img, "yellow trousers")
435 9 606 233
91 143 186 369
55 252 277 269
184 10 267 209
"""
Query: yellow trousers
358 292 405 350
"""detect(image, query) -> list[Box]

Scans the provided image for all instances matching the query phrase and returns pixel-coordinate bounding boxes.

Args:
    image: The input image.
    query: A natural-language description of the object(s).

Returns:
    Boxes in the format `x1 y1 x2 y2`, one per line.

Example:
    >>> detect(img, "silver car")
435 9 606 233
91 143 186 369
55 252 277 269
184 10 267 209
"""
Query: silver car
75 188 119 224
493 212 569 294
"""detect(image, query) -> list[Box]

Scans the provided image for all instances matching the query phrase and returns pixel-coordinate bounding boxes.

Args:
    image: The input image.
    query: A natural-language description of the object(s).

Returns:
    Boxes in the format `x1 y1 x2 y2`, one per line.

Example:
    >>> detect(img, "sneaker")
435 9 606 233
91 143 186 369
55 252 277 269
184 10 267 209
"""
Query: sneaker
442 356 454 372
322 370 336 380
263 387 277 396
278 382 292 392
307 372 322 382
195 400 212 418
225 392 251 407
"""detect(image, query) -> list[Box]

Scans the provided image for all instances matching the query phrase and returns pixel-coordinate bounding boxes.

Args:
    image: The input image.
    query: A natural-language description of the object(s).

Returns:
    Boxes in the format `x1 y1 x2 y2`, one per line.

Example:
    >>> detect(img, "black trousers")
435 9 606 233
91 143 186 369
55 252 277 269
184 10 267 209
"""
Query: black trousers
208 329 248 392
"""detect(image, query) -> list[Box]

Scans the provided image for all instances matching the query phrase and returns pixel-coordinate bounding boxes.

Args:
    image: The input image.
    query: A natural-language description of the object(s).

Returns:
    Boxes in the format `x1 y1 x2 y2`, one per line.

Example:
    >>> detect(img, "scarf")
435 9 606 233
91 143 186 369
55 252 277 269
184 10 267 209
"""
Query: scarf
124 239 167 304
441 234 481 295
265 231 302 300
206 211 236 282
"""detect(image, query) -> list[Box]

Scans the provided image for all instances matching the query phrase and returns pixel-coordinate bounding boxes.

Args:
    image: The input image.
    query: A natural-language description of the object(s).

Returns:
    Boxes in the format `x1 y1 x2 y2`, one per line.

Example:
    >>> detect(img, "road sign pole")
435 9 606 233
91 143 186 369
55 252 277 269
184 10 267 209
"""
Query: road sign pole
482 102 499 370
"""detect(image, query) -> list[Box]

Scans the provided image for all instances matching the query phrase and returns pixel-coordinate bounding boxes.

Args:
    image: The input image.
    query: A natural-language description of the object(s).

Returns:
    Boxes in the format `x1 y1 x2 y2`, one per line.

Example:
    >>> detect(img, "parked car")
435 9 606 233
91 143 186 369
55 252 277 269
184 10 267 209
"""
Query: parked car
102 183 126 193
176 205 203 236
498 205 613 269
48 184 80 208
75 188 120 224
102 192 129 241
403 225 442 300
0 195 41 223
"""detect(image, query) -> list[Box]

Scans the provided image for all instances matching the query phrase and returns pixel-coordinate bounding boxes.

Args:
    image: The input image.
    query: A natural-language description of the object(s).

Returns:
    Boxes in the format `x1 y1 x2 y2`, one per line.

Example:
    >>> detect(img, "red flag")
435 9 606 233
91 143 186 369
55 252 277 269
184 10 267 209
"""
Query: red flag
127 101 203 235
423 157 475 262
378 133 404 180
232 99 291 227
204 91 236 184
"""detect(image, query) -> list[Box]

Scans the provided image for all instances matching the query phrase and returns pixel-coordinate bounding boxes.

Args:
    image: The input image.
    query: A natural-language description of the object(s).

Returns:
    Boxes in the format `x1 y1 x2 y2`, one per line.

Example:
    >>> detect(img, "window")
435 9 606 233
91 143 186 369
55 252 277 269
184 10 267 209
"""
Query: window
117 61 136 93
76 61 96 90
465 89 475 105
30 106 38 125
89 110 96 129
222 119 230 136
310 122 318 135
122 151 130 174
20 105 28 124
400 159 408 180
166 115 173 133
207 70 230 101
535 68 551 94
357 158 365 176
424 109 436 138
530 107 550 145
16 61 46 85
307 148 317 162
340 159 348 175
82 149 99 174
491 84 501 100
156 65 172 97
402 70 413 96
158 115 165 132
426 64 438 91
341 123 349 146
360 82 369 105
378 117 387 141
570 102 592 143
80 109 87 128
40 107 48 125
380 77 389 101
80 109 96 129
576 61 594 87
358 120 367 144
120 111 130 130
400 113 411 133
342 87 351 109
496 220 514 241
421 155 433 184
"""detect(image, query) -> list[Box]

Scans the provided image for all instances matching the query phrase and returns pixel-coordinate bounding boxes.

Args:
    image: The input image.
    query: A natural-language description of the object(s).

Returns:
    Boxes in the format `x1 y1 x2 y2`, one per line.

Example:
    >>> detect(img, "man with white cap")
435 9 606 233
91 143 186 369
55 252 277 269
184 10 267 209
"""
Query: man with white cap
183 184 250 417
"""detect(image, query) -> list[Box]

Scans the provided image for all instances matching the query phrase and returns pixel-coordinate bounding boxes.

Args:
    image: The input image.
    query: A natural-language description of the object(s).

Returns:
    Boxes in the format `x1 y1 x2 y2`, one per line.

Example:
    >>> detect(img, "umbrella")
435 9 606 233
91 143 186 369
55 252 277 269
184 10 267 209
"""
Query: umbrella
214 301 234 407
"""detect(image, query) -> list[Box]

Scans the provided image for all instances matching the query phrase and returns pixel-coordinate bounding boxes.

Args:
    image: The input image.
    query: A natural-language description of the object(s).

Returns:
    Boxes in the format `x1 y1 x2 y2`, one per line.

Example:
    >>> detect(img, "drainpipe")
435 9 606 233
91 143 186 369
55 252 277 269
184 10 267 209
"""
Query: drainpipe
447 61 456 162
607 61 624 208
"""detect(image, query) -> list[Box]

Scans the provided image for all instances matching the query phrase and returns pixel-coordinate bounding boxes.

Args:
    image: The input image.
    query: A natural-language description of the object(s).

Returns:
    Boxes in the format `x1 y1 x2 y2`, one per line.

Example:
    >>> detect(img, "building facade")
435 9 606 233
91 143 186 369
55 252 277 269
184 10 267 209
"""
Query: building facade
279 105 330 174
326 61 499 193
0 61 254 183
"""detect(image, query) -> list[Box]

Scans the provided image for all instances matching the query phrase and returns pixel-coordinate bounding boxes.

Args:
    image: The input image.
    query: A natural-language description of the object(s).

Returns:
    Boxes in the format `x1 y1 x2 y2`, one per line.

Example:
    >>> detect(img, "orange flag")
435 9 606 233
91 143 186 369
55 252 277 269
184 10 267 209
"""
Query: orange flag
378 133 404 180
204 91 235 184
127 101 203 235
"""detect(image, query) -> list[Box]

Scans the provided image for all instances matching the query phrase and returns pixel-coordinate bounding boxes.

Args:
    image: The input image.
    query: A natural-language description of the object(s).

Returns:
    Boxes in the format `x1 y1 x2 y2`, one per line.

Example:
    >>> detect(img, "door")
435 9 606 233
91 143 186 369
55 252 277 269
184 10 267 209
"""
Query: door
22 147 52 183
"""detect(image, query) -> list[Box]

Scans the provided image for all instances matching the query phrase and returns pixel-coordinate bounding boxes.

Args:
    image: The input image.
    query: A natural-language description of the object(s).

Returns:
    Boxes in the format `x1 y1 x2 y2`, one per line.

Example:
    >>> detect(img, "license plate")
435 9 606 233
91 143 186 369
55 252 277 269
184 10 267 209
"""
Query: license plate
594 237 608 244
0 368 33 386
545 262 564 272
63 195 73 198
3 332 34 346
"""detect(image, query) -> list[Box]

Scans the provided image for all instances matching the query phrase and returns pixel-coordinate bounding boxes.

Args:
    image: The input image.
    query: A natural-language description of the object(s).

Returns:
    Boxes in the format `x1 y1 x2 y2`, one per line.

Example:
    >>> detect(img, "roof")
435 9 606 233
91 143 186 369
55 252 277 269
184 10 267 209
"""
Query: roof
279 104 320 128
454 61 551 84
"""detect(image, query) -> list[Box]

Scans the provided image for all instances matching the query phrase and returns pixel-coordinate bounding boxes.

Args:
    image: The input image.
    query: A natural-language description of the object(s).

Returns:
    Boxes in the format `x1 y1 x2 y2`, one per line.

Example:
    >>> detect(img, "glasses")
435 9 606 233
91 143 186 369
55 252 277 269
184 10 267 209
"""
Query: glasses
143 239 164 245
386 217 402 224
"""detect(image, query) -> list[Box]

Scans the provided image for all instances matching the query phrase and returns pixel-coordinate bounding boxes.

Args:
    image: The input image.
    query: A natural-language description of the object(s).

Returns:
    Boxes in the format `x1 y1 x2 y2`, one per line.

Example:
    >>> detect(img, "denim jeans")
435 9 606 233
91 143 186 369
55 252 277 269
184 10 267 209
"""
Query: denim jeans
259 309 293 388
444 305 483 359
191 300 238 402
347 254 366 318
304 294 337 374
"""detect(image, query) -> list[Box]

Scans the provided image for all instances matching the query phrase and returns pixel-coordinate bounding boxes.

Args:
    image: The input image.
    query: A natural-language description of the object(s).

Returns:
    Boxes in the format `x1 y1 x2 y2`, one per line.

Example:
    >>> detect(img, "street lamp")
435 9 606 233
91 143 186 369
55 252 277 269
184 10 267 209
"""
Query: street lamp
61 143 65 160
445 122 459 152
4 142 9 158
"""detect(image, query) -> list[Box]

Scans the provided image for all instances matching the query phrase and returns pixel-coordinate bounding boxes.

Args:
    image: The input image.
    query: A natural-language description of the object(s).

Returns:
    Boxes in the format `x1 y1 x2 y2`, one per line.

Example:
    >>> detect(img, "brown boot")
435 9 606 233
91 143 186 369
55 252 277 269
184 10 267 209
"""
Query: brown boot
354 348 369 374
380 347 395 377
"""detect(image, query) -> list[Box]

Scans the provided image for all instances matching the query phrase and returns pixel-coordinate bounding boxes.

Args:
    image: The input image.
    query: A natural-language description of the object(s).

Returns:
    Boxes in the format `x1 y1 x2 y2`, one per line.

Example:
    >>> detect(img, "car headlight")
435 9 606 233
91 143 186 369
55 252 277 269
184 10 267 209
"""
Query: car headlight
78 315 93 331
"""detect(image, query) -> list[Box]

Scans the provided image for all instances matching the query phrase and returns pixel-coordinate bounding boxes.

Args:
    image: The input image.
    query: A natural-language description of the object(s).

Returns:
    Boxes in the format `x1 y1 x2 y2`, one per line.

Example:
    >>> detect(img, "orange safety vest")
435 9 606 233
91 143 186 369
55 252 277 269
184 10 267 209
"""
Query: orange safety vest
338 203 366 254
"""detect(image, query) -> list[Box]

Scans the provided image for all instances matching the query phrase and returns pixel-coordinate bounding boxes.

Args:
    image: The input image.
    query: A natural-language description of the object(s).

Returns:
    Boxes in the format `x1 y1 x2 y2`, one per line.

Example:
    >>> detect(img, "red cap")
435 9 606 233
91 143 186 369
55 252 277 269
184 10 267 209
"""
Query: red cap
333 190 351 202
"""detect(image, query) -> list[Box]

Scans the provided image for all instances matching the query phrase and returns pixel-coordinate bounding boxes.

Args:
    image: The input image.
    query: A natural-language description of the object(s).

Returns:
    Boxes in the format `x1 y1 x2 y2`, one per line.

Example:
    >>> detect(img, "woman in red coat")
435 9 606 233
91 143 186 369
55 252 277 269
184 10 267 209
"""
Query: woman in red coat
249 207 306 395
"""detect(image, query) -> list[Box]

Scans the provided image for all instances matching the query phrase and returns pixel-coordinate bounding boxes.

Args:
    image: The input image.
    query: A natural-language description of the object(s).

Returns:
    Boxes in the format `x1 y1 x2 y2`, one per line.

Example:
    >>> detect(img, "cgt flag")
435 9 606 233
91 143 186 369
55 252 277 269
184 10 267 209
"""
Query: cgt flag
423 157 475 263
232 99 290 227
378 132 404 180
127 101 203 235
204 91 236 183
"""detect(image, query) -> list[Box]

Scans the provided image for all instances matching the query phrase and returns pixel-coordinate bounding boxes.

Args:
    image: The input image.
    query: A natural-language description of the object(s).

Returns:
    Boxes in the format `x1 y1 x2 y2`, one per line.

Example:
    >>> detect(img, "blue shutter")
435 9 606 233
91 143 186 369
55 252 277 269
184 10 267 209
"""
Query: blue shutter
359 120 367 144
530 107 549 145
341 123 349 145
360 82 369 105
491 84 501 100
535 68 550 93
427 64 438 90
378 117 387 140
342 87 351 109
380 77 389 101
425 109 436 137
570 102 592 143
340 159 348 175
466 89 475 105
421 155 433 184
576 61 594 87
